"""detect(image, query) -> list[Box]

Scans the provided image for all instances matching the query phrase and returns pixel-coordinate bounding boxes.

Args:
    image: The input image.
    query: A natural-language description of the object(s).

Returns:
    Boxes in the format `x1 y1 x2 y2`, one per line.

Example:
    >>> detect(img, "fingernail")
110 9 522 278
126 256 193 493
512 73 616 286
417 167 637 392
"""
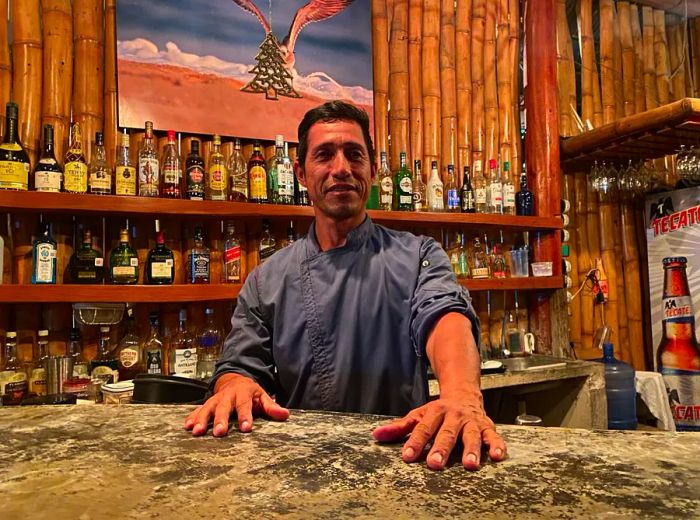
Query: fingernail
466 453 477 465
184 420 193 428
213 423 225 436
431 452 443 465
403 447 415 459
241 420 250 431
494 448 503 459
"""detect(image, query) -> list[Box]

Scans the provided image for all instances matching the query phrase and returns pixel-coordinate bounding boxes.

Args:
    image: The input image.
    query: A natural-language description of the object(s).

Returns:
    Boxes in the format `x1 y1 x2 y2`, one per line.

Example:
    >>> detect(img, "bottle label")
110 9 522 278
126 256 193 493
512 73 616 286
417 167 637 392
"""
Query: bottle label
163 164 181 185
0 371 28 402
187 165 205 200
224 245 241 282
30 367 46 396
64 162 88 193
249 165 267 199
89 168 111 193
91 365 116 380
112 266 137 278
146 350 162 374
191 253 210 280
173 348 197 378
260 245 275 263
151 260 173 279
462 191 475 211
138 158 159 194
381 177 393 193
490 183 503 205
35 243 56 283
471 267 490 279
413 191 425 211
208 164 225 192
73 363 89 378
447 189 459 209
0 160 30 190
34 168 61 192
475 187 487 204
430 185 444 209
504 185 516 206
119 348 139 368
658 373 700 430
115 166 137 195
662 296 694 322
278 163 295 197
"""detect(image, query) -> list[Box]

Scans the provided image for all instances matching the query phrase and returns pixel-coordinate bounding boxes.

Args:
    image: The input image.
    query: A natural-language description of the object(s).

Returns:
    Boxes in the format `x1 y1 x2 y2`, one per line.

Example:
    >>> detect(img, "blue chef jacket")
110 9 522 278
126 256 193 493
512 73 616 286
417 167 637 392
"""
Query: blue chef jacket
211 216 480 416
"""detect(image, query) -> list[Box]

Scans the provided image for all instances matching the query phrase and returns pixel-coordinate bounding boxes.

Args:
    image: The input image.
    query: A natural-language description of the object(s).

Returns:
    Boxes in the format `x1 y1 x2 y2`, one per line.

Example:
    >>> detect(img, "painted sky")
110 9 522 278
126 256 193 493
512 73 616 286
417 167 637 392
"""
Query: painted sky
116 0 373 90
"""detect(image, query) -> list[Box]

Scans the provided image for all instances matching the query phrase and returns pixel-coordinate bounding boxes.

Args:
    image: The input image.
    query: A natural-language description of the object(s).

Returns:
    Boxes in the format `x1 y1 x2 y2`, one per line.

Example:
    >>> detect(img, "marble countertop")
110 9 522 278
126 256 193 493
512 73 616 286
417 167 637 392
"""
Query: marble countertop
1 405 698 519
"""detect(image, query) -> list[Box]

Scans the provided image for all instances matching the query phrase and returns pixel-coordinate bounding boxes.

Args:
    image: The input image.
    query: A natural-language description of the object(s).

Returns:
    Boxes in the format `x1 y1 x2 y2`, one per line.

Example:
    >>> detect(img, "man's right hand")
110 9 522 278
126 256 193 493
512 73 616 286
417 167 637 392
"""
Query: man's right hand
184 373 290 437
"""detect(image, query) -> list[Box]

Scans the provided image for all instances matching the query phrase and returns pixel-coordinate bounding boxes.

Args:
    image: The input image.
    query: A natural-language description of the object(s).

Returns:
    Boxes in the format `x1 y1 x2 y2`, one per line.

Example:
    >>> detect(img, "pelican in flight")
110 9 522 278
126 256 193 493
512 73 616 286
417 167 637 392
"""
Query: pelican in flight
233 0 354 70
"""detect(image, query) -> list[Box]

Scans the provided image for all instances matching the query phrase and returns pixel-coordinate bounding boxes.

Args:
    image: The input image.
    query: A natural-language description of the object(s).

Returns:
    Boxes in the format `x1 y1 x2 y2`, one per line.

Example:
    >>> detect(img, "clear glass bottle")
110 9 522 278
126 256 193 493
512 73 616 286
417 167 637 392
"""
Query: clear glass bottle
138 121 159 197
63 122 88 194
412 159 427 212
196 307 223 380
444 164 459 212
185 139 205 201
228 138 248 202
143 313 164 375
89 132 112 195
69 229 104 284
0 102 31 191
222 221 241 283
116 307 143 381
90 326 118 382
187 226 210 284
280 220 296 248
516 164 534 216
248 141 268 203
473 159 487 213
0 332 28 403
146 229 175 285
115 130 137 196
32 222 57 284
460 166 475 213
487 158 503 214
279 141 295 204
207 134 227 201
394 152 413 211
29 329 49 396
457 233 469 279
259 219 276 265
161 130 182 198
34 124 62 193
167 309 197 378
470 236 490 279
109 228 139 284
268 135 294 204
502 161 516 215
68 327 89 377
426 160 445 212
378 152 393 211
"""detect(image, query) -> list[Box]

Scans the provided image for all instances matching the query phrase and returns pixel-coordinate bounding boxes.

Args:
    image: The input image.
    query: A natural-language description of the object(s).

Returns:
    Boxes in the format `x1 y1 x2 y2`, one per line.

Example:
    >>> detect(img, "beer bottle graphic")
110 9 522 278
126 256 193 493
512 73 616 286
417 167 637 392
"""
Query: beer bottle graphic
657 257 700 430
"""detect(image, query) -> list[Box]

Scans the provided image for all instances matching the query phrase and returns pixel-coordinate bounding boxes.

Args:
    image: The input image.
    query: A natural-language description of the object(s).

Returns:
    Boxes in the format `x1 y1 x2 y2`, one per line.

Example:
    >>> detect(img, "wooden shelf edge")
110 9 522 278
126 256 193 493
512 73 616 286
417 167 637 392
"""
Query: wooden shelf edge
368 210 562 230
460 276 563 291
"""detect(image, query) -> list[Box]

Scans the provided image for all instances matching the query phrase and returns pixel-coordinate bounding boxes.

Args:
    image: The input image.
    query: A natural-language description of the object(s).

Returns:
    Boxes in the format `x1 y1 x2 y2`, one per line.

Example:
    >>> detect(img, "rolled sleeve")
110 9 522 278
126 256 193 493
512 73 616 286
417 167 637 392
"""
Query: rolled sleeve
209 269 276 394
409 237 481 356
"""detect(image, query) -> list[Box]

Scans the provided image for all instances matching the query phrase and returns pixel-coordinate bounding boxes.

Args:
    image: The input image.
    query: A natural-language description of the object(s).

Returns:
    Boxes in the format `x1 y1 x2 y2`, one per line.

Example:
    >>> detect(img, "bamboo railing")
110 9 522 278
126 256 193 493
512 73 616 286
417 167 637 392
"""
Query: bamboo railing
372 0 389 162
0 1 10 142
389 0 409 169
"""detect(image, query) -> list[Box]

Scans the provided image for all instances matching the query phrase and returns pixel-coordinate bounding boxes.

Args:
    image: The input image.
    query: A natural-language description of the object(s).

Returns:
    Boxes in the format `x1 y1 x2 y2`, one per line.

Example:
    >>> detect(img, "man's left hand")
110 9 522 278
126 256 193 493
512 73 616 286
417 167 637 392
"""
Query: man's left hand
371 393 507 471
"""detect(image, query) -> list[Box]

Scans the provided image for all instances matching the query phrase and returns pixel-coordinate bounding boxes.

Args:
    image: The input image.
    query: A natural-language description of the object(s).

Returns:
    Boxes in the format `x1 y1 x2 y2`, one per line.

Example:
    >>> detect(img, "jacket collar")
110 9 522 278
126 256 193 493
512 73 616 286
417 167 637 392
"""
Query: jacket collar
305 214 373 258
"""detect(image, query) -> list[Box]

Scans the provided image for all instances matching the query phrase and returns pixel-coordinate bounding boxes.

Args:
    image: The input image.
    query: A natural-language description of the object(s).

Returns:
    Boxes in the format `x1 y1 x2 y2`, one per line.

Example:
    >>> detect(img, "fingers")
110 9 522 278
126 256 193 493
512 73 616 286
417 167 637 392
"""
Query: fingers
185 399 218 436
460 423 483 471
258 392 290 422
426 418 462 471
211 395 234 437
184 406 202 430
483 427 507 462
234 394 254 433
402 411 443 463
372 414 420 443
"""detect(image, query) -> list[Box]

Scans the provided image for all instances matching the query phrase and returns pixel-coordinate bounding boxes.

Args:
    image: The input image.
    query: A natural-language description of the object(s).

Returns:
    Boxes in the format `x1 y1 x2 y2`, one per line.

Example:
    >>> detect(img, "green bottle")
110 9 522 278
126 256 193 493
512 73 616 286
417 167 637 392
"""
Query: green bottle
394 152 413 211
32 222 57 284
68 229 104 284
109 228 139 284
367 160 380 210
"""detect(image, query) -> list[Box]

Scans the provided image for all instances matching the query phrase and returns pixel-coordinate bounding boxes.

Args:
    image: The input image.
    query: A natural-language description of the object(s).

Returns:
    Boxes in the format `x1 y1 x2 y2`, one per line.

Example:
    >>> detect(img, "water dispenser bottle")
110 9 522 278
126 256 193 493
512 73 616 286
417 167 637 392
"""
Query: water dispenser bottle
596 343 637 430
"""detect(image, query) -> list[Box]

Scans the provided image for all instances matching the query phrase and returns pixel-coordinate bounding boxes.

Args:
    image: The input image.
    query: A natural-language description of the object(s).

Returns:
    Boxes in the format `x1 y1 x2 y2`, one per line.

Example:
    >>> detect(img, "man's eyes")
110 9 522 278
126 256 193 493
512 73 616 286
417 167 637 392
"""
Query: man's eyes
313 148 365 161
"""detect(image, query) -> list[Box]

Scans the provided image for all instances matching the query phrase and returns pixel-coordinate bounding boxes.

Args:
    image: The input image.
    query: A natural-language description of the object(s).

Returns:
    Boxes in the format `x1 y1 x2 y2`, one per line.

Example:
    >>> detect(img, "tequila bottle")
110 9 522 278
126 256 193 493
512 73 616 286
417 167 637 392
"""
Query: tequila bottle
0 332 28 403
426 160 445 212
187 226 210 284
90 326 119 382
89 132 112 195
412 159 427 212
32 222 57 284
502 161 516 215
146 229 174 285
116 307 143 381
487 158 503 214
473 160 487 213
167 309 197 378
0 102 30 191
378 152 393 211
196 307 223 380
63 122 88 194
33 124 62 193
206 134 227 201
516 164 534 216
491 238 507 278
138 121 159 197
143 313 164 375
115 131 137 196
29 329 49 396
161 130 182 198
470 236 490 279
259 219 276 265
394 152 413 211
185 140 205 201
222 221 241 283
444 164 459 212
248 141 268 203
460 166 475 213
68 327 89 377
228 138 248 202
279 142 295 204
109 228 139 284
69 229 104 284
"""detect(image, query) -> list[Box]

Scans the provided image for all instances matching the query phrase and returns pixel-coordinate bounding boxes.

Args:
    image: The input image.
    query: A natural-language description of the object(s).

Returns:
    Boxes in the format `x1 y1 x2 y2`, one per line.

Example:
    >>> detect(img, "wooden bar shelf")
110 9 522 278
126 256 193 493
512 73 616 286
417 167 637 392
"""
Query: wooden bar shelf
0 192 562 230
460 276 562 292
560 98 700 170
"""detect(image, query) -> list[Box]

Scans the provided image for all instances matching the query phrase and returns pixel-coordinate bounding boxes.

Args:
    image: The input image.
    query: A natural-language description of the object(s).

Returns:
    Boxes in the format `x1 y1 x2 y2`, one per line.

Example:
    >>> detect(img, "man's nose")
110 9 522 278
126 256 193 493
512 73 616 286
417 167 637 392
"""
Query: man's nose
330 151 352 177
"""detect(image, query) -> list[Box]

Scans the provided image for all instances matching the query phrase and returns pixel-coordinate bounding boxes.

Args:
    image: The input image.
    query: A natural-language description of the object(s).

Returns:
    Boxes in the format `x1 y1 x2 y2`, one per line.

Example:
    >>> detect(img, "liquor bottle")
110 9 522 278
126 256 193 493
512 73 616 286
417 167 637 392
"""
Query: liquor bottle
0 102 31 191
115 131 137 196
515 164 534 216
367 158 380 210
411 160 426 212
32 222 57 284
29 329 49 396
487 158 503 214
281 220 296 248
248 141 268 203
222 221 241 283
33 124 62 193
279 141 295 204
138 121 159 197
473 160 487 213
267 135 294 204
161 130 182 198
89 132 112 195
207 134 227 201
502 161 516 215
470 236 490 279
144 312 164 375
68 327 89 377
116 307 143 381
187 226 210 284
186 140 205 201
0 332 28 403
394 152 413 211
63 122 88 194
90 326 119 382
460 166 476 213
295 176 310 206
69 229 104 284
196 307 223 380
167 309 197 378
491 240 507 278
146 229 175 285
109 228 139 284
259 219 276 265
426 160 445 212
378 152 393 211
457 233 469 279
228 138 248 202
444 164 459 212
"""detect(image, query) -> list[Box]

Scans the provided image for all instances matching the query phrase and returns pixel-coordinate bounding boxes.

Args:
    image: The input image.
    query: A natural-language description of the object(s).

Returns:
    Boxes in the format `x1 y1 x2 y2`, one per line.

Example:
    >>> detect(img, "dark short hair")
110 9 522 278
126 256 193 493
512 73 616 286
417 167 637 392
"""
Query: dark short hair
297 100 375 166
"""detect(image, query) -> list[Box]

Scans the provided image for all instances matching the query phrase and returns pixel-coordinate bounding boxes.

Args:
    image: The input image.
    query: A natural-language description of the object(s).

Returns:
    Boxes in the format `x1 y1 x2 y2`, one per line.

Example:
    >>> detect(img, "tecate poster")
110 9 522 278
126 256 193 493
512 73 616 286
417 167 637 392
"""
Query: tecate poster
646 186 700 431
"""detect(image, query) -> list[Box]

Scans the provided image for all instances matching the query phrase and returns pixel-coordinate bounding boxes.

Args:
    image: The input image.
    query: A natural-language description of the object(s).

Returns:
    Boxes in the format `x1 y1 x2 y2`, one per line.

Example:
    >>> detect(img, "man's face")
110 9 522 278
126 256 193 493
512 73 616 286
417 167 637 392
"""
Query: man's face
295 120 376 221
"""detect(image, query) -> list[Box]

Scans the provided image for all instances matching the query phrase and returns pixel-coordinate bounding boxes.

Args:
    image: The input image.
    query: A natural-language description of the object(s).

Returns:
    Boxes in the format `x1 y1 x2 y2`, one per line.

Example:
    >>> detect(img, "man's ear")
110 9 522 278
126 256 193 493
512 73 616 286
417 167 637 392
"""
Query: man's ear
294 159 307 187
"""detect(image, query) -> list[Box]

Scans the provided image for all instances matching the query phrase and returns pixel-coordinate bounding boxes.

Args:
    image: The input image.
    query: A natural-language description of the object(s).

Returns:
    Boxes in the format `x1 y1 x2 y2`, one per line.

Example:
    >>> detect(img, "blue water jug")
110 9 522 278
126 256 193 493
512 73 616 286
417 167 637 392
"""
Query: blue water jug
596 343 637 430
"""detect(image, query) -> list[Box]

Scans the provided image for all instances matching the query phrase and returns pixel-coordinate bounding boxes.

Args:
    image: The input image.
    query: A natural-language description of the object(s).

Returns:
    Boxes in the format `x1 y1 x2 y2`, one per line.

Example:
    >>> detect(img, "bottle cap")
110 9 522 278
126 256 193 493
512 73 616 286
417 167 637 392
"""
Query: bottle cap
95 132 104 145
662 257 687 266
205 307 214 315
6 331 17 339
447 164 454 173
120 228 129 241
167 130 176 141
6 101 18 119
489 159 497 169
191 140 200 153
602 343 614 357
43 124 54 143
38 330 49 337
414 159 421 170
213 134 221 145
120 132 130 147
431 160 438 169
179 309 187 321
275 134 284 147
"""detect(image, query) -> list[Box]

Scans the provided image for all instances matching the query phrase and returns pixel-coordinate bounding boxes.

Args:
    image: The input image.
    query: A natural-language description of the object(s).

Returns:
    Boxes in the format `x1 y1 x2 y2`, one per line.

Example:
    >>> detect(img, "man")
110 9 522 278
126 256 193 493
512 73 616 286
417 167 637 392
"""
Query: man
185 101 506 471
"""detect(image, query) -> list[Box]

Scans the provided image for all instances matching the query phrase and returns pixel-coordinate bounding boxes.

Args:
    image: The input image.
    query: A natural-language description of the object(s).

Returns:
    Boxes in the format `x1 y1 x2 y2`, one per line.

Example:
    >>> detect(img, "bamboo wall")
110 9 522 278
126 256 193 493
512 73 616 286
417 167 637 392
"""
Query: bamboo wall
557 1 700 369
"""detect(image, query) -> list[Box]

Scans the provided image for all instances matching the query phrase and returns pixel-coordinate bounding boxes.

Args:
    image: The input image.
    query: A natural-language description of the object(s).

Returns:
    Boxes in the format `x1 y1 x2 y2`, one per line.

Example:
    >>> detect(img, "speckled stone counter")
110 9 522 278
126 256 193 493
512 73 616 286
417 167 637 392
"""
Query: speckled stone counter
1 405 698 519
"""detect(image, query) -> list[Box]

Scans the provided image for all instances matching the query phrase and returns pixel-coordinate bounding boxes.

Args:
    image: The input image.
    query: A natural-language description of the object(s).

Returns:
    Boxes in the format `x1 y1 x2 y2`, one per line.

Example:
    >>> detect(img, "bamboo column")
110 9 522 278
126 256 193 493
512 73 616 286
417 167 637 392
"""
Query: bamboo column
652 9 670 106
497 0 512 170
618 2 635 117
578 0 595 129
574 173 593 353
612 4 624 120
73 0 105 165
592 51 604 128
389 0 410 169
104 0 118 167
642 7 658 110
483 0 498 165
692 19 700 97
556 0 572 137
422 0 441 170
599 0 615 125
440 0 456 173
471 0 485 170
41 0 73 162
630 4 645 114
508 0 520 179
408 0 423 169
667 16 686 101
455 0 472 180
599 191 621 361
12 0 43 166
0 1 11 142
372 0 390 161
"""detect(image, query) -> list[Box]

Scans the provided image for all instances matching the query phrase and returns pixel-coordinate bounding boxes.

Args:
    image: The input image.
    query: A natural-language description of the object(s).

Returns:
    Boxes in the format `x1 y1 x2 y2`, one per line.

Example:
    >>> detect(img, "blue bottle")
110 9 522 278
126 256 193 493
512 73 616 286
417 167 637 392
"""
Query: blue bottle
32 222 57 284
596 343 637 430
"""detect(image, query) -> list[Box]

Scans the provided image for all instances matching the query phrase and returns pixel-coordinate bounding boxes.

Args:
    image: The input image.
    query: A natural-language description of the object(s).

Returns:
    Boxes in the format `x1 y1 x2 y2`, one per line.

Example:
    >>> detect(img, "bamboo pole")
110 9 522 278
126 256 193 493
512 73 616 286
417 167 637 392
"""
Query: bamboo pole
599 192 621 361
556 0 572 136
618 2 635 117
509 0 520 180
12 0 43 166
563 173 581 352
0 1 11 142
630 4 646 114
73 0 105 166
483 0 498 165
497 0 512 170
408 0 423 169
653 9 670 106
455 0 472 180
440 0 457 174
372 0 390 161
104 0 118 167
692 19 700 97
599 0 615 125
578 0 595 128
684 18 694 98
574 173 593 353
642 7 659 110
667 15 686 101
41 0 73 162
389 0 410 170
592 48 604 128
422 0 441 170
612 3 624 120
470 0 486 170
